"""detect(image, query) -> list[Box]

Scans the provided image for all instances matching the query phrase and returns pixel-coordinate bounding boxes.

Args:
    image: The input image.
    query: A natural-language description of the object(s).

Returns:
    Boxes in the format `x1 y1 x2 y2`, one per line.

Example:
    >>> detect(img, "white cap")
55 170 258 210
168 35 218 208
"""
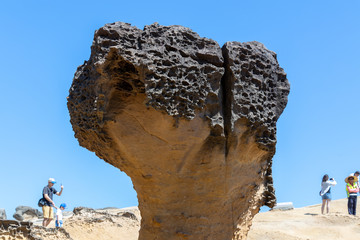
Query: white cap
48 178 56 183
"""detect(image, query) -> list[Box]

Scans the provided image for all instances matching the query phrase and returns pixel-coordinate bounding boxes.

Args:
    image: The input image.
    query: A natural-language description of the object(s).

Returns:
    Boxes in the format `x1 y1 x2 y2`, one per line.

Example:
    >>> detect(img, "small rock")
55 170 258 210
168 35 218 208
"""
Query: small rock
121 212 137 220
13 206 42 221
0 209 6 220
73 207 95 216
271 202 294 211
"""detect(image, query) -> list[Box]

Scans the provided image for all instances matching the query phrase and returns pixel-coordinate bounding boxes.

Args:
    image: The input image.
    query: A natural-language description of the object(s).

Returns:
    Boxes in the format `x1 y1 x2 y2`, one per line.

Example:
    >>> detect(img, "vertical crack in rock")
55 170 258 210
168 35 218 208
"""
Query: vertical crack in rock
68 22 290 240
220 44 235 235
220 46 232 157
221 41 290 239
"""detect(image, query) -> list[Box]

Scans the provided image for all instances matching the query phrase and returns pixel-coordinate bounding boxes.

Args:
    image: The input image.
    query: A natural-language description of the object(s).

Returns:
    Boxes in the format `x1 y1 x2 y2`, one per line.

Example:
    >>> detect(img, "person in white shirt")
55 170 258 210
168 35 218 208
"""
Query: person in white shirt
349 171 360 190
320 174 337 214
55 203 66 228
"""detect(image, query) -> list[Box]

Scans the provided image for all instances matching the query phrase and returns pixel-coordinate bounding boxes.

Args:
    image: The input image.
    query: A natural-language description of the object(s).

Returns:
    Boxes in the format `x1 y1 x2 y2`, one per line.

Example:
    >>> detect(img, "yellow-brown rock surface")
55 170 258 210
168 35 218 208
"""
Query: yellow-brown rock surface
67 22 290 239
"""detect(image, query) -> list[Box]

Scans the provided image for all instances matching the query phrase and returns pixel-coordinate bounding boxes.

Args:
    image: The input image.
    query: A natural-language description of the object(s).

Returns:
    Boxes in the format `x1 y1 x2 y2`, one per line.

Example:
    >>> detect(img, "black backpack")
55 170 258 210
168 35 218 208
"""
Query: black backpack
38 197 47 207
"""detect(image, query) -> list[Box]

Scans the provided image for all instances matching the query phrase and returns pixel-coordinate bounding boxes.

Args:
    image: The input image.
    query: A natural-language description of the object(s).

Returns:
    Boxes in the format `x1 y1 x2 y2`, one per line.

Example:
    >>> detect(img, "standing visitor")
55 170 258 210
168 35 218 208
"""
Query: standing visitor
353 171 360 188
320 174 337 214
42 178 64 227
55 203 66 228
345 175 359 215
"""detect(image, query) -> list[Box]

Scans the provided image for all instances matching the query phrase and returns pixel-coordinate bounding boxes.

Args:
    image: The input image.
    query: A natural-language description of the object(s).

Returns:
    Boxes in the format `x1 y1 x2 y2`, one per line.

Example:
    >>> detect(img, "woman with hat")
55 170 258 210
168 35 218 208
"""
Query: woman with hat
345 175 359 215
320 174 337 214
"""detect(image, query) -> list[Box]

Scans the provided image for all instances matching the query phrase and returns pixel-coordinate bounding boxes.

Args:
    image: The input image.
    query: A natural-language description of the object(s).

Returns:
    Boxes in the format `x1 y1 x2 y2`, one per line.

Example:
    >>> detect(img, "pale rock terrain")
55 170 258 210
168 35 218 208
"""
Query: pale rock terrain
248 198 360 240
0 206 140 240
0 220 72 240
64 207 140 240
2 199 359 239
65 199 360 240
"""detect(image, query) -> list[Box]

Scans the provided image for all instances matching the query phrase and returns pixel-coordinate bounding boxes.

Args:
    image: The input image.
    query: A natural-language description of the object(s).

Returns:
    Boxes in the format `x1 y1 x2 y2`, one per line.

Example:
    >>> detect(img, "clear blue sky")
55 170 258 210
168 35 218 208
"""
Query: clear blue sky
1 0 359 218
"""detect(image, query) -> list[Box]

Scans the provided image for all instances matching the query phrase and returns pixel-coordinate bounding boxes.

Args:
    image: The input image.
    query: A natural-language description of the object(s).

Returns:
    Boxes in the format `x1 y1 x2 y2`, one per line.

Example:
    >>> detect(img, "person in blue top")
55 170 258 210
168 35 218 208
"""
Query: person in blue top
42 178 64 227
320 174 337 214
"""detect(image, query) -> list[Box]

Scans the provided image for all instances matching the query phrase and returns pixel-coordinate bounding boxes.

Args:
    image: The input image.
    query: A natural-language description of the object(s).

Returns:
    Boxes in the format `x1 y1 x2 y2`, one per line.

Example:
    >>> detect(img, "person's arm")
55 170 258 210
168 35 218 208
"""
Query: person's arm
328 179 337 186
347 185 358 193
44 194 55 206
56 185 64 196
56 211 59 225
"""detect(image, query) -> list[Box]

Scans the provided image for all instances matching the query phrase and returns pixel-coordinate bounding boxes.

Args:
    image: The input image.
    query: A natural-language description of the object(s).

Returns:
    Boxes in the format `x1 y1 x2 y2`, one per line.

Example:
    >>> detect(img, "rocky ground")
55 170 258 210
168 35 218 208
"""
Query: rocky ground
1 198 360 239
0 206 140 240
248 198 360 239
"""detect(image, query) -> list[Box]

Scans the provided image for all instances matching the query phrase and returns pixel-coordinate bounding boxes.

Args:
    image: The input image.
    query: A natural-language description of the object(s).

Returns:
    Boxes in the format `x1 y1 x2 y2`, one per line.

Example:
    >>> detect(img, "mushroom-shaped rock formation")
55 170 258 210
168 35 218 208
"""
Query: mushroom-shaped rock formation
68 22 290 240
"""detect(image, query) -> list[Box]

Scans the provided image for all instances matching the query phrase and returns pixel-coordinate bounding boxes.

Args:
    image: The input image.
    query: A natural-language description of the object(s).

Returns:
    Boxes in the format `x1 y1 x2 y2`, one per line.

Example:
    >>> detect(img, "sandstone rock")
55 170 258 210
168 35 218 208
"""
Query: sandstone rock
13 206 42 221
68 22 290 240
30 226 73 240
0 209 6 220
121 212 137 221
64 206 140 240
0 220 71 240
73 207 96 216
0 220 34 239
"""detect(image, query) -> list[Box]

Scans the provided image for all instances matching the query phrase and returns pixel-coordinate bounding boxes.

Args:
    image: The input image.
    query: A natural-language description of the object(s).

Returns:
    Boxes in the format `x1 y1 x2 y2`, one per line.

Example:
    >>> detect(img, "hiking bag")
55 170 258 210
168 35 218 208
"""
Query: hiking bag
38 197 47 207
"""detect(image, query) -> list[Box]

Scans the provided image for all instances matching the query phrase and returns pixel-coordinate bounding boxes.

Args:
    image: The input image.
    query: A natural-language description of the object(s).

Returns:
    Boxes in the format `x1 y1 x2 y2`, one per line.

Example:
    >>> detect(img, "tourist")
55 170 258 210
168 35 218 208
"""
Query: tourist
54 203 66 228
352 171 360 188
345 175 359 215
42 178 64 227
320 174 336 214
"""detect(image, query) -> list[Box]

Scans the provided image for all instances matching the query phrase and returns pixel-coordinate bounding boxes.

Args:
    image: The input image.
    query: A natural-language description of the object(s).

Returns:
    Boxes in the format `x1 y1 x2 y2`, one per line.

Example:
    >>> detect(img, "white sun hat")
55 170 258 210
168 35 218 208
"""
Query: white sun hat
48 178 56 184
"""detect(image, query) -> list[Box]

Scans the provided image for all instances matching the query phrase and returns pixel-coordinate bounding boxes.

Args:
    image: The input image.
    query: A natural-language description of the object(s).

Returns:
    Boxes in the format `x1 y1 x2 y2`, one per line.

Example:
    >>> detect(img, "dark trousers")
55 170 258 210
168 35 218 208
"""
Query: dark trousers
348 195 357 215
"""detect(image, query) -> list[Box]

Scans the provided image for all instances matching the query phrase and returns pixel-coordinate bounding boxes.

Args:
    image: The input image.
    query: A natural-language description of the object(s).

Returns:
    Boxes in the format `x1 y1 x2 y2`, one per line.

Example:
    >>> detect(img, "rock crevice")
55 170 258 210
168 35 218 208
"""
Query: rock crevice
68 22 290 240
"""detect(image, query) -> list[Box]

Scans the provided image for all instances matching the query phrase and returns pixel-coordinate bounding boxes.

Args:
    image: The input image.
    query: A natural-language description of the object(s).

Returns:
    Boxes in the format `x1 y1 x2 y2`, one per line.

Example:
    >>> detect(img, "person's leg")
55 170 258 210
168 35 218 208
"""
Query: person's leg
321 199 326 214
354 196 357 215
349 196 355 215
326 199 331 214
45 218 52 227
42 206 54 227
42 206 49 227
45 206 54 227
42 218 48 227
348 197 352 215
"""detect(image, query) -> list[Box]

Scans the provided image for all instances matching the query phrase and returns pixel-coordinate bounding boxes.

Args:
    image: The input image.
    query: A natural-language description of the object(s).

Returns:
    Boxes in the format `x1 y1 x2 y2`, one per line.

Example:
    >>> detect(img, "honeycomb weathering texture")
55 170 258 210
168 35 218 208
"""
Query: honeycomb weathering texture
68 22 290 240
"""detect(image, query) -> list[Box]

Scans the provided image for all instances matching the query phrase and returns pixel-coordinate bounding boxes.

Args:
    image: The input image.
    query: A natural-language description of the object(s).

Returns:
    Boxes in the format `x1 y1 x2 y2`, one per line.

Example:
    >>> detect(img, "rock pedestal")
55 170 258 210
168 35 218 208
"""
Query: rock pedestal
68 22 289 240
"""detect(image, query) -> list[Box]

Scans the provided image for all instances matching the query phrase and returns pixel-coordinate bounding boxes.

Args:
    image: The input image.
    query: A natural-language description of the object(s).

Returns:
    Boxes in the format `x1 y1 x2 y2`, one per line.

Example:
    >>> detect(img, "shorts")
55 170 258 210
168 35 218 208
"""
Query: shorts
56 220 63 228
42 206 54 219
322 192 331 200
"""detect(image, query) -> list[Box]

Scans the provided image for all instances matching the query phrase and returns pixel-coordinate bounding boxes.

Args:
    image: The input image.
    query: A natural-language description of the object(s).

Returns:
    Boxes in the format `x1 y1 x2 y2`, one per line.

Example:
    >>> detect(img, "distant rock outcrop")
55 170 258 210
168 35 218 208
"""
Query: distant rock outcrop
13 206 42 222
68 22 290 239
0 209 6 220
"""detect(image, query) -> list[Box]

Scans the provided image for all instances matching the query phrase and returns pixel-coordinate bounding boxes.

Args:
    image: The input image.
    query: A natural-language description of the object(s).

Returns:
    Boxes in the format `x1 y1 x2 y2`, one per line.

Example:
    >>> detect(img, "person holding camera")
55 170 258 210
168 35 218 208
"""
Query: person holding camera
320 174 337 214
